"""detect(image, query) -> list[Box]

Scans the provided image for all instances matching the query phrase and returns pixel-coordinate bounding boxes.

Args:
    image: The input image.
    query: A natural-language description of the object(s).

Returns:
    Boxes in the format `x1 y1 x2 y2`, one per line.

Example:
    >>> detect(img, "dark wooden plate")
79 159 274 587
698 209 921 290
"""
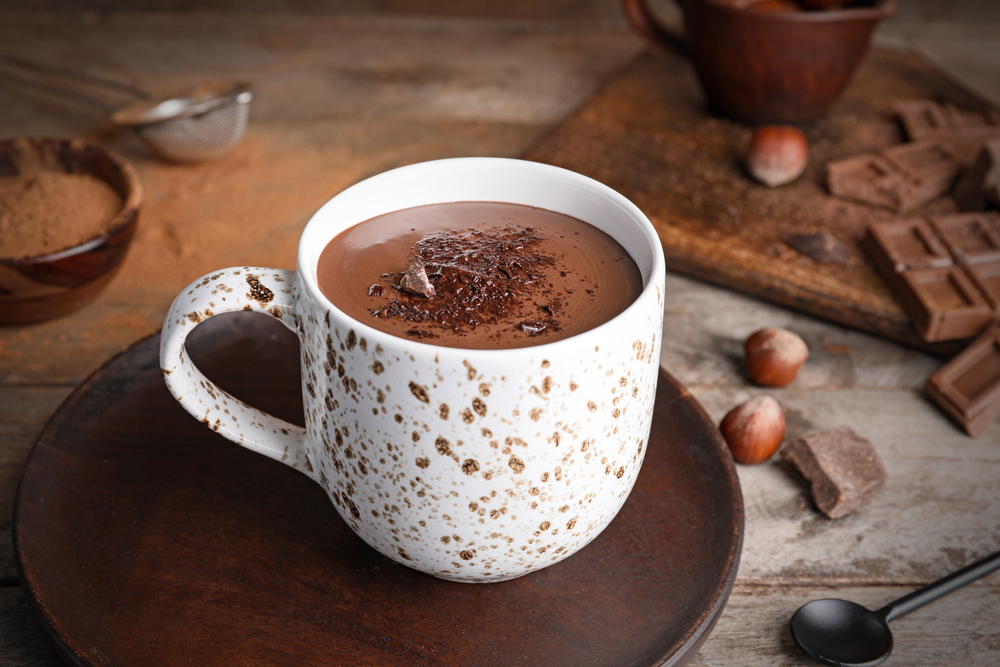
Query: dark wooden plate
14 312 743 667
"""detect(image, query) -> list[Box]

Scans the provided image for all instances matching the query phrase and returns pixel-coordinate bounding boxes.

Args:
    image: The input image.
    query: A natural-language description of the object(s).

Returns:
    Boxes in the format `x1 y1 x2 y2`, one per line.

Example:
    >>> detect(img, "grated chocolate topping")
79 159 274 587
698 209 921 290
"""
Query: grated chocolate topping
370 226 561 335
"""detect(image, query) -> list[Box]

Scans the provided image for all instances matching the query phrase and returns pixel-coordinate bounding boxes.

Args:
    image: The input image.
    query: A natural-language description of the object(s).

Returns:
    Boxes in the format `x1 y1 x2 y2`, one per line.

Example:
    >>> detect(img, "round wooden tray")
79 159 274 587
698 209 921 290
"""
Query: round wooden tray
14 313 743 667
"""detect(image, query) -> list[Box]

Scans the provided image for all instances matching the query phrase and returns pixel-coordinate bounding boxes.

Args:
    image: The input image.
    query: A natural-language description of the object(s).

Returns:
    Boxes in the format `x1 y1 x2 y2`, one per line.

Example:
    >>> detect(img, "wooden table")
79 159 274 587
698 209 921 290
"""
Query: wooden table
1 2 998 665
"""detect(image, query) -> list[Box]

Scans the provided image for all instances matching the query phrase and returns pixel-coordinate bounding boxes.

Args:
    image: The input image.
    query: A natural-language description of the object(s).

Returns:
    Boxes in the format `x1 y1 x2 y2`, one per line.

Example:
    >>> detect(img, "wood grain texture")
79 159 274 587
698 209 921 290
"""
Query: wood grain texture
523 46 992 356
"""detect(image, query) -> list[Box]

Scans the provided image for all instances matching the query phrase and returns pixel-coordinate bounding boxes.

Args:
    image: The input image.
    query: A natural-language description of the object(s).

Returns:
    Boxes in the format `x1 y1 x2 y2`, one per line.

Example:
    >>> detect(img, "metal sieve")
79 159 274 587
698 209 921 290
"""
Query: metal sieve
0 54 252 163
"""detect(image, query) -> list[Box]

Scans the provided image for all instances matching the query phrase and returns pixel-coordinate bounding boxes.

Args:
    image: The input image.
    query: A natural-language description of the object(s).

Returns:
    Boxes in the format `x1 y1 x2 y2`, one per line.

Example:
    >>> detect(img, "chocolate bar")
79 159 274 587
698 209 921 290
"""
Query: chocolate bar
925 324 1000 437
781 427 887 519
827 140 961 212
864 212 1000 342
894 100 1000 165
827 153 908 211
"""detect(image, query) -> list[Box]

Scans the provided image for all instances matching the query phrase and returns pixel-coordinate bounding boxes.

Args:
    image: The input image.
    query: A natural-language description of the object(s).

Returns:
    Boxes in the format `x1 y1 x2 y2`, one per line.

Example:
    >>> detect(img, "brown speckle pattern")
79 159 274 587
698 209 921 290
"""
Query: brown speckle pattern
245 274 274 304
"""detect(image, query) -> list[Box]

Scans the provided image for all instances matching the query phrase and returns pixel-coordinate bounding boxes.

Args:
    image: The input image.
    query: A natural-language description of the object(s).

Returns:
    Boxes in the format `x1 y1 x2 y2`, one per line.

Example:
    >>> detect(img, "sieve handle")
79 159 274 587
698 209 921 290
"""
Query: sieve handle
159 267 316 480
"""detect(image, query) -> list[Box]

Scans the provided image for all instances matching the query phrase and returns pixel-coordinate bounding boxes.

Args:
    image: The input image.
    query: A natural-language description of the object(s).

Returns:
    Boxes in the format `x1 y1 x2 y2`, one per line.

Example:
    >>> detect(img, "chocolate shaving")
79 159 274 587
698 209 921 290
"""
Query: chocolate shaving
405 328 436 339
370 226 557 336
519 321 547 335
786 231 852 264
368 284 384 297
399 257 435 298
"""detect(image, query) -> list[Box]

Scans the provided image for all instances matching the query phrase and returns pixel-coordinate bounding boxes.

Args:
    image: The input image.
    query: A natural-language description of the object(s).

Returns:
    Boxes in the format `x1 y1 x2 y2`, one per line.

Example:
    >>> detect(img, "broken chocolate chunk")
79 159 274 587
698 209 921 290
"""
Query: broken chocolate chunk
368 284 384 297
519 321 547 335
399 257 436 299
780 426 887 519
786 231 852 264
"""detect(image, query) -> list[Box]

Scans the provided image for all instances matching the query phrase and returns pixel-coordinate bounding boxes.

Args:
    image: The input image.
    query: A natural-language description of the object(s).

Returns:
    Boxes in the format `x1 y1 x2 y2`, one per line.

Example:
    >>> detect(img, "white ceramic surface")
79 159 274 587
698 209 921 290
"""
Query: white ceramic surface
160 157 666 582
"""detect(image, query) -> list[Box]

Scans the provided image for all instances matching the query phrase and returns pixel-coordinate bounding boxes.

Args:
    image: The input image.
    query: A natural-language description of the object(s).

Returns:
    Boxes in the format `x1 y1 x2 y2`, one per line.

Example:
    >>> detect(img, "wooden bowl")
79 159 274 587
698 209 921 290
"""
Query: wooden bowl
0 138 142 324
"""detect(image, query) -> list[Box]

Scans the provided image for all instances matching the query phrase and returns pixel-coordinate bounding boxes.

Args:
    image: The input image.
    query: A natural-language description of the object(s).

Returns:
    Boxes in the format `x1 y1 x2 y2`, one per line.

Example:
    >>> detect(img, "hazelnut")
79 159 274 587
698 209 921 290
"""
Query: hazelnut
746 125 808 187
745 327 809 387
720 395 786 465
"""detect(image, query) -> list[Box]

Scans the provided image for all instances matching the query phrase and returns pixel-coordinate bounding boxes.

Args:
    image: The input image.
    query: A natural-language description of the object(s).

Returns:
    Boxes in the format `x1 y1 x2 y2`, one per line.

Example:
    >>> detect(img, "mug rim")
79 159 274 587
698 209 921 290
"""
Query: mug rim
296 157 665 357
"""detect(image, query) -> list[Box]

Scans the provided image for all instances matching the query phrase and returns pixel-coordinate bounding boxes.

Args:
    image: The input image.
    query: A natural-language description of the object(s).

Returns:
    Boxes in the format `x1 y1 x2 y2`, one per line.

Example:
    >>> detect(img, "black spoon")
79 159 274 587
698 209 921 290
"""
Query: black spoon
790 549 1000 667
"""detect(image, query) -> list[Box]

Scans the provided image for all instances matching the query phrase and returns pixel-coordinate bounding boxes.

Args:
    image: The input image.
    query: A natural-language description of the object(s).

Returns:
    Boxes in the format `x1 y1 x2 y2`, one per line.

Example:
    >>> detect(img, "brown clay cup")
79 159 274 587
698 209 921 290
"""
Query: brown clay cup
622 0 898 124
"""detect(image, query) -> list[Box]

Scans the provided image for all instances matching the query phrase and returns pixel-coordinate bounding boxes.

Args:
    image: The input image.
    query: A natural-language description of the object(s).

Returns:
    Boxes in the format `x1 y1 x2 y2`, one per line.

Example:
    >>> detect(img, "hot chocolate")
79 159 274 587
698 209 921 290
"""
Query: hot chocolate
316 201 643 349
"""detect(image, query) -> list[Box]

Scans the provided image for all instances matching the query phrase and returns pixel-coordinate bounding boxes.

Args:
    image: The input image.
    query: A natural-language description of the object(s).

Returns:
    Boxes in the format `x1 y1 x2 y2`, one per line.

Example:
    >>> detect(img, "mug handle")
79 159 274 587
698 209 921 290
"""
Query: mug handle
622 0 688 56
159 267 316 480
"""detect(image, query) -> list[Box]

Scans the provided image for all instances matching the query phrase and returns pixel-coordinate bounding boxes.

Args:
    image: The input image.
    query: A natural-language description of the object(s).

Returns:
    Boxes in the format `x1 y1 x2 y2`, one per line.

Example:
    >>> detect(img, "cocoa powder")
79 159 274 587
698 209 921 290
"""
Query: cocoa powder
0 168 122 260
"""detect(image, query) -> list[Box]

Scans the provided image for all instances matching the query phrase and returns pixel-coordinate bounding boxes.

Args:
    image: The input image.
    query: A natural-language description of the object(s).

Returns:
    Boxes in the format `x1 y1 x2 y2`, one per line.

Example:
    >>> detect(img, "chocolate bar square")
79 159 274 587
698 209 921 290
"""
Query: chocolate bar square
925 324 1000 437
967 261 1000 310
864 219 952 273
781 427 887 519
898 266 994 342
931 212 1000 265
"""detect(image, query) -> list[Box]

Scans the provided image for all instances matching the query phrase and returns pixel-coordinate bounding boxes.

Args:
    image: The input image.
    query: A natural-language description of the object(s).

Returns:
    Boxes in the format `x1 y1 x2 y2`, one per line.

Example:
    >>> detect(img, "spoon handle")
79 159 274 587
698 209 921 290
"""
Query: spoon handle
878 549 1000 623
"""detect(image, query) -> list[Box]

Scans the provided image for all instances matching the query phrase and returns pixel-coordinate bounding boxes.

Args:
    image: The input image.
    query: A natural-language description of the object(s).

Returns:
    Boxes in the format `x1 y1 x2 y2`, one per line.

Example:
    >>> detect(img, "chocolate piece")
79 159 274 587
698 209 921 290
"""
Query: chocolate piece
785 231 851 264
368 284 384 297
399 257 436 299
954 138 1000 212
826 141 961 212
897 266 993 342
827 153 908 211
781 426 887 519
519 321 547 335
881 140 962 210
930 212 1000 265
925 324 1000 437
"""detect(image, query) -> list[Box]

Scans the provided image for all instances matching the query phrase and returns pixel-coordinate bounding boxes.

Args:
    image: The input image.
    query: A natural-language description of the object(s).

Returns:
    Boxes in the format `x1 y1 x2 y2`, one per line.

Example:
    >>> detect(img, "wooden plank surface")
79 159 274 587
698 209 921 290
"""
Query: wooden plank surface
1 2 999 666
524 46 992 357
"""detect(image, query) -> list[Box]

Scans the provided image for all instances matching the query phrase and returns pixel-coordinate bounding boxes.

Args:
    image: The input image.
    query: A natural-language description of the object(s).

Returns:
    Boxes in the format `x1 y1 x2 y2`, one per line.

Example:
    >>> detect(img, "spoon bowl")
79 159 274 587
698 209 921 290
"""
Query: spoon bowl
790 599 893 667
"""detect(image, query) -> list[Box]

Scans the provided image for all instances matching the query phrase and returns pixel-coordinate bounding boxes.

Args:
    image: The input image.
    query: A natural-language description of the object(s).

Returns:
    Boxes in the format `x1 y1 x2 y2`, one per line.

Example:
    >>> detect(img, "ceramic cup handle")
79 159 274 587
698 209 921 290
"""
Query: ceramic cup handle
159 267 315 480
622 0 687 56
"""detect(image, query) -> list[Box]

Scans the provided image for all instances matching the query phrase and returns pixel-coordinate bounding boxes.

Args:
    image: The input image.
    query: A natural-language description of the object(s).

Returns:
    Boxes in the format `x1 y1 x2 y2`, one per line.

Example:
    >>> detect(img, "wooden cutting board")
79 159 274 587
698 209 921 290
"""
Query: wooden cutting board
523 47 990 356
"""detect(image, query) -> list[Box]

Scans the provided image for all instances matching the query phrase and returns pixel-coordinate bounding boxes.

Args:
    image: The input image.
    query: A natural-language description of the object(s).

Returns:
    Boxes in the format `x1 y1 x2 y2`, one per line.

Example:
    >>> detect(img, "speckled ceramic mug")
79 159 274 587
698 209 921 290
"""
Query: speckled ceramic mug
160 158 666 583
